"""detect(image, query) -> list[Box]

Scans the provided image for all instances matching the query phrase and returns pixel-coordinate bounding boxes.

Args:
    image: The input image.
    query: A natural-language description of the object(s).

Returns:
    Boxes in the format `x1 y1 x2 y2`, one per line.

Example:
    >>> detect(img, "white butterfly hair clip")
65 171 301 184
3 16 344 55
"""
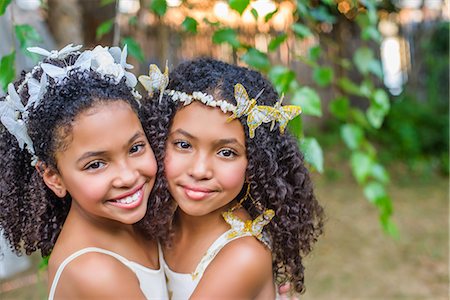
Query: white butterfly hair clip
27 44 82 60
0 84 36 164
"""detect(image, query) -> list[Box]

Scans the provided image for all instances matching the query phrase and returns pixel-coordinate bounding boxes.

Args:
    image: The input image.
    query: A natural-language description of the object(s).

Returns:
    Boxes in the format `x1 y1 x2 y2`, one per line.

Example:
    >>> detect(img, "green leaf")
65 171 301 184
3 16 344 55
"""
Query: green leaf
0 0 12 16
362 26 382 43
372 88 390 113
241 48 270 72
228 0 249 15
150 0 167 16
96 19 114 40
329 96 350 120
366 105 386 129
182 16 198 34
212 28 241 48
38 256 49 271
363 181 386 204
268 34 287 52
250 8 258 20
338 77 362 96
380 216 399 239
354 47 374 75
121 37 144 62
308 45 321 61
312 66 333 87
292 23 313 39
371 163 390 184
100 0 116 6
300 137 324 173
268 65 295 94
0 51 15 92
264 8 278 23
368 59 383 79
292 87 322 117
288 113 302 139
14 24 42 60
340 124 364 150
350 151 373 184
349 108 369 129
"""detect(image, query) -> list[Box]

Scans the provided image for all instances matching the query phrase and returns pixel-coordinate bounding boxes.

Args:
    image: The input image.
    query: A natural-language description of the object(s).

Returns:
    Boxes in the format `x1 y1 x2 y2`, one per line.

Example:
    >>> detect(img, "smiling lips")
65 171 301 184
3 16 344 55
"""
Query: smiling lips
108 184 145 209
183 185 216 201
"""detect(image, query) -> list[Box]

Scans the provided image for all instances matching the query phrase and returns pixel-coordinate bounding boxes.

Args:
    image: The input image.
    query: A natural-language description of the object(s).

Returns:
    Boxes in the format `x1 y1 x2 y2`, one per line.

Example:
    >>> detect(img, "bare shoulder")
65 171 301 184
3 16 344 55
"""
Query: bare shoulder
52 251 146 299
191 236 274 299
219 235 272 268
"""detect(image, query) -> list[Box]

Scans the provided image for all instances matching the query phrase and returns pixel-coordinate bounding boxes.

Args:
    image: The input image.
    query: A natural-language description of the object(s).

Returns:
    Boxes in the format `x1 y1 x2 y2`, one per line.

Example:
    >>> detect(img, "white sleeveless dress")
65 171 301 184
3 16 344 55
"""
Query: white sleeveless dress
160 209 274 300
48 247 169 300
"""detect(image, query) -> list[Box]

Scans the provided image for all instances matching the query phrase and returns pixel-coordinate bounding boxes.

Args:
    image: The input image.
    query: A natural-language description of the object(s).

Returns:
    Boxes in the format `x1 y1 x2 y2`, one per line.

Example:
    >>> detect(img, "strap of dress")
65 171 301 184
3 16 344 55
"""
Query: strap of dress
191 229 253 280
48 247 132 300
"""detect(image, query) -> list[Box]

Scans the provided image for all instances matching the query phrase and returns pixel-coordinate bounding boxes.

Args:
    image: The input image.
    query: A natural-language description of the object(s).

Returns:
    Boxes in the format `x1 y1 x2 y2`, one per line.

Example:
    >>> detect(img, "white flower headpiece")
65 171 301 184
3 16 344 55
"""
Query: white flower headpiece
138 64 302 138
0 44 141 166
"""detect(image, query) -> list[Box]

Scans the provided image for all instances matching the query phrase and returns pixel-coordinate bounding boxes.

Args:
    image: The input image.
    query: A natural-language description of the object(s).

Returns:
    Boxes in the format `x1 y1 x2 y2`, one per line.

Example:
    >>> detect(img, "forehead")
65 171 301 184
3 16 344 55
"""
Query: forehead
56 101 141 150
171 102 245 141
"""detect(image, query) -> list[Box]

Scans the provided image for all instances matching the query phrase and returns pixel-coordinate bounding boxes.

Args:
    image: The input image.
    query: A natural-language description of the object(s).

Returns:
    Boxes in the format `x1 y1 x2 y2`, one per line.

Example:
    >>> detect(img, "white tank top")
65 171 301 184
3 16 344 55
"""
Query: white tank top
159 209 274 300
48 247 169 300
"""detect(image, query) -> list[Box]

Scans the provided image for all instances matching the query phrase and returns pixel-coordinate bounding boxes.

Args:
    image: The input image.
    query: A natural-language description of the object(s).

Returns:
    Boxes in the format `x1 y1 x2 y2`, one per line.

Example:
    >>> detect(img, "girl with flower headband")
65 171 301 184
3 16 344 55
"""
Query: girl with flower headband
139 58 324 298
0 44 172 299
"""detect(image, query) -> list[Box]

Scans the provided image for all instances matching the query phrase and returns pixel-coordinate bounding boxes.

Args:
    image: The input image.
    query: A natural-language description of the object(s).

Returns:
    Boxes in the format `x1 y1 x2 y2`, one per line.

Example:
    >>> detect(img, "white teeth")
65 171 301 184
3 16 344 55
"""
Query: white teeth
116 190 142 204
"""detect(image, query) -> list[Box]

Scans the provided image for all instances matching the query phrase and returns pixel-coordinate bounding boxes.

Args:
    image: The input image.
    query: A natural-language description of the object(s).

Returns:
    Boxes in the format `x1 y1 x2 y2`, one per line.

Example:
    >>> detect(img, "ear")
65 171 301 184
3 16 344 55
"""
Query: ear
42 166 67 198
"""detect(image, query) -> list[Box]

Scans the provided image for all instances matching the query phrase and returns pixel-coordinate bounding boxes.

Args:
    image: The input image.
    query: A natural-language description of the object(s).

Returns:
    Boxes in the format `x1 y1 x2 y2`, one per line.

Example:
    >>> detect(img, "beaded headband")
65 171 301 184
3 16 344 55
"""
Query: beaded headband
138 63 302 138
0 44 141 166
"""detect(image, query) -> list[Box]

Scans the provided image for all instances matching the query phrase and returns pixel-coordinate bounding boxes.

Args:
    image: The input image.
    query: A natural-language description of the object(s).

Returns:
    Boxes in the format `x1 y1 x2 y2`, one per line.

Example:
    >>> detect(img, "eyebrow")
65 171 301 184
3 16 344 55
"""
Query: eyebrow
76 131 145 164
170 128 245 150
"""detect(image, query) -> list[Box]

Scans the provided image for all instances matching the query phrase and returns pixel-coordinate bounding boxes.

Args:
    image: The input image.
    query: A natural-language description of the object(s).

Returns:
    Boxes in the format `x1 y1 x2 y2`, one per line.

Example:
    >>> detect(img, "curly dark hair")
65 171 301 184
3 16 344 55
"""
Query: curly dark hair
0 52 172 257
140 57 324 294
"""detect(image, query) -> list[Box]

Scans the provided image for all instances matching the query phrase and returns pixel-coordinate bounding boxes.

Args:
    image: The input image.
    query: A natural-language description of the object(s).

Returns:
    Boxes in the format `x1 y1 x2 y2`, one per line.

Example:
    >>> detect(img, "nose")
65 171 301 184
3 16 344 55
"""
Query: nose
188 152 213 181
113 159 139 188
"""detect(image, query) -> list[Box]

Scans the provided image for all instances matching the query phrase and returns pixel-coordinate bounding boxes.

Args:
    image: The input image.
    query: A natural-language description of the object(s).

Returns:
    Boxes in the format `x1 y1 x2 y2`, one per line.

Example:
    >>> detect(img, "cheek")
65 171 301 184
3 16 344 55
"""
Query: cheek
142 150 157 177
219 160 247 191
163 149 180 181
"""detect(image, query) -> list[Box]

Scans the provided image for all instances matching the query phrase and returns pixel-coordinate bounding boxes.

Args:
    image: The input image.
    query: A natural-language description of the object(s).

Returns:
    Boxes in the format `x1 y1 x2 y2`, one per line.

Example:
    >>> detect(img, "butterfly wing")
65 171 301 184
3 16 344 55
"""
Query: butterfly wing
0 116 33 151
41 63 67 82
247 106 276 138
228 83 254 122
250 209 275 238
7 84 25 112
276 105 301 134
138 75 155 97
222 210 246 238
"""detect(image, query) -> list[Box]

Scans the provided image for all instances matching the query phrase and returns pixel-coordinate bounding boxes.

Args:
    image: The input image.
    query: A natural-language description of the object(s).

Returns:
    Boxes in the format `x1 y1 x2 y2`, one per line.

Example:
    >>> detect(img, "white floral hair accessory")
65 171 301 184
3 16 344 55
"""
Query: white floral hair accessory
0 44 141 166
138 64 302 138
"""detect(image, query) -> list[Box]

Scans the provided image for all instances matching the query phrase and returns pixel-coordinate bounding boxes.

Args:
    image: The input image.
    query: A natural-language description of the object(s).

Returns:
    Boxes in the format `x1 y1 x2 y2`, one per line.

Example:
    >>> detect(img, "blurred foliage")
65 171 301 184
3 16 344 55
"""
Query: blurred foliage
371 22 449 175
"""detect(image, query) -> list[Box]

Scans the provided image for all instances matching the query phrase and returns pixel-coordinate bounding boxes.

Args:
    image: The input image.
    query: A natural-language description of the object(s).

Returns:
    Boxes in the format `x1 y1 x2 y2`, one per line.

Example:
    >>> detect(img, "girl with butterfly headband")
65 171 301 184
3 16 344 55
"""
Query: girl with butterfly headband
139 58 324 298
0 44 172 299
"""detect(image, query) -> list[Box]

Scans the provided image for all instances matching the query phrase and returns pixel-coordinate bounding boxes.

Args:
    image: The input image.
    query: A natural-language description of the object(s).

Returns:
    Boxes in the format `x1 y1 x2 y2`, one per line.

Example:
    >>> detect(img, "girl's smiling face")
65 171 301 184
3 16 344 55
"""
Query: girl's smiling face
45 100 157 226
164 101 248 217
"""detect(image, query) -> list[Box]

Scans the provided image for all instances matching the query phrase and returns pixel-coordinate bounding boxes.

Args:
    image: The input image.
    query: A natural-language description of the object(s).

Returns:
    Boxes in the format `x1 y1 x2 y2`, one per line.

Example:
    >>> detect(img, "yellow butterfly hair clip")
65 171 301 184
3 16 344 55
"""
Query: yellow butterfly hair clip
270 95 302 134
222 209 275 242
138 61 169 102
228 83 276 138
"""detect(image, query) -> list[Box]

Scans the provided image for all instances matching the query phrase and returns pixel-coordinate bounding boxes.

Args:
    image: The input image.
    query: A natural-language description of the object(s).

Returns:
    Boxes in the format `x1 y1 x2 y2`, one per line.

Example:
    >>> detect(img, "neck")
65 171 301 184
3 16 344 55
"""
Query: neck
62 202 142 247
174 202 237 236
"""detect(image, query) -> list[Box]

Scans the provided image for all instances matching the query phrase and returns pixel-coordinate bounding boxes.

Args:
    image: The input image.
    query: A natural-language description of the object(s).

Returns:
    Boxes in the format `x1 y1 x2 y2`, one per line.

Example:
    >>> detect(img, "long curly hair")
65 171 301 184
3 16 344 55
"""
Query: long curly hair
0 52 172 257
140 57 324 294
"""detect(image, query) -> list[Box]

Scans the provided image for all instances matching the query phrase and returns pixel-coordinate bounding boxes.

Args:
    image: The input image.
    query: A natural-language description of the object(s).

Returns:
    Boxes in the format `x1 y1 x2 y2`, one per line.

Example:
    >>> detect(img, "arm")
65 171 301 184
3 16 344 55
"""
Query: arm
190 236 275 300
52 252 147 300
